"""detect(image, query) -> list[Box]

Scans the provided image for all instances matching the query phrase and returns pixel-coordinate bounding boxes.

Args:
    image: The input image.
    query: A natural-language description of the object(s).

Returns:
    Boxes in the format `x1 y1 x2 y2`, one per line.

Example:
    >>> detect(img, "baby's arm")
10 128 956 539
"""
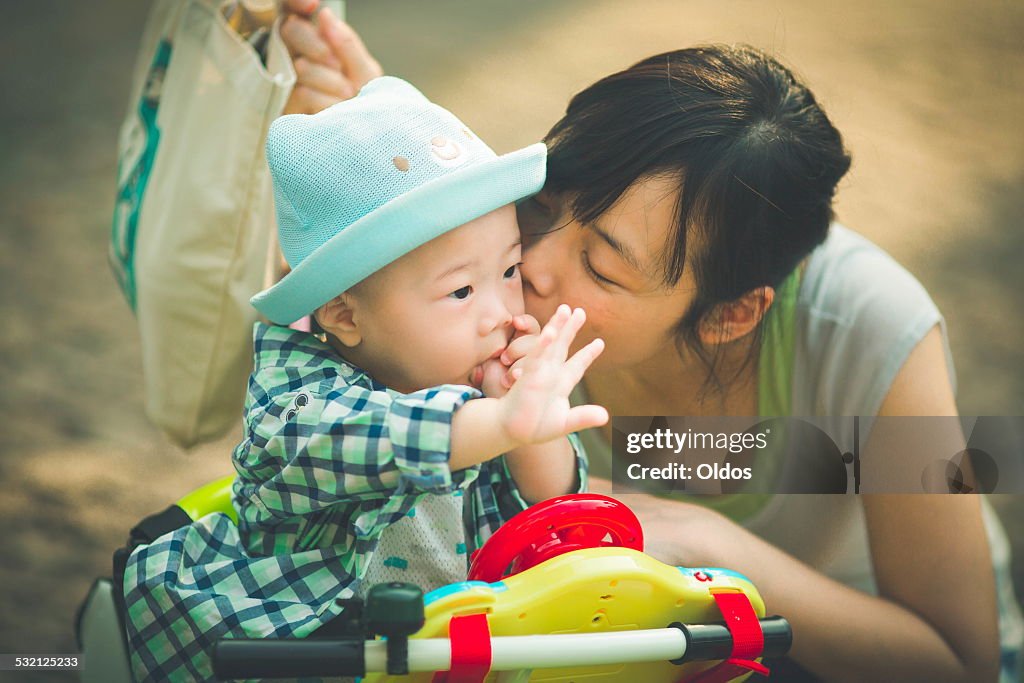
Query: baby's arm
502 435 582 504
235 308 603 528
477 313 583 502
235 373 483 528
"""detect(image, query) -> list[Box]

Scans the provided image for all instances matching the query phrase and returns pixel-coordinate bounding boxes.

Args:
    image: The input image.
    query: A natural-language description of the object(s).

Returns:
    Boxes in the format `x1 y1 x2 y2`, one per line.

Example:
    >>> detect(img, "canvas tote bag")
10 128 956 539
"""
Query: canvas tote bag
110 0 296 448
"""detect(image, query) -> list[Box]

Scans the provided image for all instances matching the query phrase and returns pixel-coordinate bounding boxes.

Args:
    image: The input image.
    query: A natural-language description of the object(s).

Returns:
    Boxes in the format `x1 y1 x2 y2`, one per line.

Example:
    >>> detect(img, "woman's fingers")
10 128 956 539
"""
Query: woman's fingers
318 8 383 89
293 57 355 99
280 0 382 87
285 85 344 115
280 13 341 69
279 6 381 116
282 0 319 16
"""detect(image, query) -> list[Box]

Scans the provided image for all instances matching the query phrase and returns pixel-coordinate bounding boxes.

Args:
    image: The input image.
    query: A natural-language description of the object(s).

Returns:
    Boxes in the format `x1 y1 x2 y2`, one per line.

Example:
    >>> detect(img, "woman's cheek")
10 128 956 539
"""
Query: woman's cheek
569 298 614 356
590 306 663 368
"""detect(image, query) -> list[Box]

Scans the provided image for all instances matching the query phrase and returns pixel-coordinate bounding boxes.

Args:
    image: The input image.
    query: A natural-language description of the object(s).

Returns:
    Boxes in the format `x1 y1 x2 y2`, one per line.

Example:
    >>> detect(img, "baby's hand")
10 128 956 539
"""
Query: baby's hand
478 357 510 398
497 304 608 446
497 314 542 391
478 314 540 397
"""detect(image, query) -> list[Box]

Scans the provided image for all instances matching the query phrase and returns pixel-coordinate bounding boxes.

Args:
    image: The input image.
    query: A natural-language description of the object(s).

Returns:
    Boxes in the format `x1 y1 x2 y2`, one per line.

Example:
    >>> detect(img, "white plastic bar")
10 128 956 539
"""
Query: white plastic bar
363 628 687 672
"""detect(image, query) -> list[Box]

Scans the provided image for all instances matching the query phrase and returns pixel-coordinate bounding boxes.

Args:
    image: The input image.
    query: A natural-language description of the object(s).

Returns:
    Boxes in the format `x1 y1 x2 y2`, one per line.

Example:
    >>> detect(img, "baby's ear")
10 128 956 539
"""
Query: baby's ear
315 293 362 347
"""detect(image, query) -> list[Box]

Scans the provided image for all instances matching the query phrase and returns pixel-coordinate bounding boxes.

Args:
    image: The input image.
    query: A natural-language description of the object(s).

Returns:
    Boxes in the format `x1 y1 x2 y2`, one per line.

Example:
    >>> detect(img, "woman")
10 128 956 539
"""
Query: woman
279 3 1021 681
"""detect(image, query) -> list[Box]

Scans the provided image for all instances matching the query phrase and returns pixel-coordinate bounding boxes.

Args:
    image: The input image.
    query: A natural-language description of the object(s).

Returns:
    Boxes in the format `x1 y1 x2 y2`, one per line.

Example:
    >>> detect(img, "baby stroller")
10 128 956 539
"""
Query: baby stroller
76 479 791 682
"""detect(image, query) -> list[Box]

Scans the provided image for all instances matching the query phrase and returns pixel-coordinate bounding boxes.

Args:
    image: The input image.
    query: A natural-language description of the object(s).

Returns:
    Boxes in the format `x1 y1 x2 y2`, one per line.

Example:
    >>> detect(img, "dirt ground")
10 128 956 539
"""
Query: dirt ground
1 1 1022 681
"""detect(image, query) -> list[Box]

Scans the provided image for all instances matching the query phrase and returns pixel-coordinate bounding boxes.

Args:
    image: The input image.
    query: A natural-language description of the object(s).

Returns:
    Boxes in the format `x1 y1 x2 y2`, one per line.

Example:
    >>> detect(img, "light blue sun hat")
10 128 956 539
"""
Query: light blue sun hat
251 76 547 325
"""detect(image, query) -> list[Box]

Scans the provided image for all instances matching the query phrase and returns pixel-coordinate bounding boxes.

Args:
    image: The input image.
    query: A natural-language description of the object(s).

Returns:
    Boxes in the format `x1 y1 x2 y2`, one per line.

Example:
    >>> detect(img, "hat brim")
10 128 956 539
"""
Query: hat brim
252 142 547 325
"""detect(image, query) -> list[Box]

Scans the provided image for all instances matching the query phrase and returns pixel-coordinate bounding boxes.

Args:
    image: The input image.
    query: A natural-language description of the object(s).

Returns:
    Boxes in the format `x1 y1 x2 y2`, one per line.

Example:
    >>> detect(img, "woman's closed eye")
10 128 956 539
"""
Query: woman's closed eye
448 285 473 300
582 251 617 286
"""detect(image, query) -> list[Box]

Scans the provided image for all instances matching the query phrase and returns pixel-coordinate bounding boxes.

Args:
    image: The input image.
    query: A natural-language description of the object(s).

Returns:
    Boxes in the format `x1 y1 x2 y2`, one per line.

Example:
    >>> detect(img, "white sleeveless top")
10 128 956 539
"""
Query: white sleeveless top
575 224 1022 678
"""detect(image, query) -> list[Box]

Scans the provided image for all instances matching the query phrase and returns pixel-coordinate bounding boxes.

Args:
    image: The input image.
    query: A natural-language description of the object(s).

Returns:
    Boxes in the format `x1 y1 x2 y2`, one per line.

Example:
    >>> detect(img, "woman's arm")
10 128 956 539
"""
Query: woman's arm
597 326 1000 683
857 325 1000 681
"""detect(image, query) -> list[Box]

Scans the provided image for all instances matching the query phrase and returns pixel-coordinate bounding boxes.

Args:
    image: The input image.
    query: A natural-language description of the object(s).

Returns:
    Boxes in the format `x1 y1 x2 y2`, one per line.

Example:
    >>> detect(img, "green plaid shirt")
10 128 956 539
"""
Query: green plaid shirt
123 323 587 682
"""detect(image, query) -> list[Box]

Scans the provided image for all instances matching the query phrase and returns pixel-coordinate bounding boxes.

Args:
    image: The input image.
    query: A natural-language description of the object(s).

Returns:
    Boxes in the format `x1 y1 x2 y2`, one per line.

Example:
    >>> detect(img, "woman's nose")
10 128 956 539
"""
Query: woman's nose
521 235 556 299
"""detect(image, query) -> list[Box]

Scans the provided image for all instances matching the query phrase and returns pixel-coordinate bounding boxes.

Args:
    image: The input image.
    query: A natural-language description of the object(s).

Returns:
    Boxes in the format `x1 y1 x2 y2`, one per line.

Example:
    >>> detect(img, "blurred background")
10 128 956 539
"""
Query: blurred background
1 1 1022 680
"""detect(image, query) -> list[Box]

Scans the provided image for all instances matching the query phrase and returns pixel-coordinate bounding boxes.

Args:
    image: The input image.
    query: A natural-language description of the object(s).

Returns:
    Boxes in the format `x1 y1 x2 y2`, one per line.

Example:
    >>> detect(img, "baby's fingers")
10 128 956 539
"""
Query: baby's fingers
559 338 605 391
532 305 570 355
533 304 572 357
512 314 541 336
550 307 587 361
500 366 524 390
565 404 610 433
500 333 538 366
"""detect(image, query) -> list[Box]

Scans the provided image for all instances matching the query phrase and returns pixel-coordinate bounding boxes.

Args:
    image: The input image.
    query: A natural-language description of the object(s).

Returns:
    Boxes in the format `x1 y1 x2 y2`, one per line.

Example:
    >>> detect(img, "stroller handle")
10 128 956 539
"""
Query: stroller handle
212 616 791 680
213 638 367 679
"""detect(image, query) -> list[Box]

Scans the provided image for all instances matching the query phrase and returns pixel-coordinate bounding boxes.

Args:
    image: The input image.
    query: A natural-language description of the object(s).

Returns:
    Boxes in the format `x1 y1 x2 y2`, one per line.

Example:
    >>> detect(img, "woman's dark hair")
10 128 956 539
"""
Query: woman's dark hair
543 45 851 390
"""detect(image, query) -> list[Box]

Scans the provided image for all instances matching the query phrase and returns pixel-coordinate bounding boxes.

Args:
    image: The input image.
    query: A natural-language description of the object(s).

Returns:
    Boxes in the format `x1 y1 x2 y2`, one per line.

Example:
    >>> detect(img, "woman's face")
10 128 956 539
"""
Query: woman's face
519 175 697 372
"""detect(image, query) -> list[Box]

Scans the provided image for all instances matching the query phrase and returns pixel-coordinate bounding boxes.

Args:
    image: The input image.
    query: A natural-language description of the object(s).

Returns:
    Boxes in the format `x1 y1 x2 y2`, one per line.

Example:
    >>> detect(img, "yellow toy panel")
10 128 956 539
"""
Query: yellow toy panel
364 547 766 683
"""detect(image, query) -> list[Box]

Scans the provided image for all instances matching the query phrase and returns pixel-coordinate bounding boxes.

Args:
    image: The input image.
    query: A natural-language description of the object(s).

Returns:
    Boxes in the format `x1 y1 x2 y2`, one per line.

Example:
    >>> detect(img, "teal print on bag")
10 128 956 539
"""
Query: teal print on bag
382 556 408 570
110 38 170 310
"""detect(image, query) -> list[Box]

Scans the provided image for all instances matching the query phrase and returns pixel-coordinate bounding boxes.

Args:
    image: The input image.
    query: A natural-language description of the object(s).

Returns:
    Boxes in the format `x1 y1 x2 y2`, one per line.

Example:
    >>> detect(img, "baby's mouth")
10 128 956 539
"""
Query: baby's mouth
470 364 485 389
469 342 511 390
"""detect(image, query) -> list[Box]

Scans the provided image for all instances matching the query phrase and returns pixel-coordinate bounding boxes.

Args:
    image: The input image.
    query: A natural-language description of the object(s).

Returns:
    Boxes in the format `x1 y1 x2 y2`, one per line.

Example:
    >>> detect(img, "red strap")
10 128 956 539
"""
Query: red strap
431 613 492 683
686 592 770 683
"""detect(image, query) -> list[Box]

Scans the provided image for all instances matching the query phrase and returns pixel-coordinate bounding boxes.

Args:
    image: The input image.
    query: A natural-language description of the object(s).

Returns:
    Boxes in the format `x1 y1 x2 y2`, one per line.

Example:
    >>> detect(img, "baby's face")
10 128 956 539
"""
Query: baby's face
341 204 524 393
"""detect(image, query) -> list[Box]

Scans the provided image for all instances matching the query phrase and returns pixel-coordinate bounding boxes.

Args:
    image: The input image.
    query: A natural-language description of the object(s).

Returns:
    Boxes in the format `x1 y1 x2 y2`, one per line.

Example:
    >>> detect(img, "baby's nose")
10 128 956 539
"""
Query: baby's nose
479 307 514 338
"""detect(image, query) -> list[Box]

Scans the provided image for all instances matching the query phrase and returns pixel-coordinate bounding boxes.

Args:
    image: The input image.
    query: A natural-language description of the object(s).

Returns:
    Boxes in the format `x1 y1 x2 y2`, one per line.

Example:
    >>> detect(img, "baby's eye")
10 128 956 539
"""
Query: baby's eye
503 263 521 279
449 285 472 300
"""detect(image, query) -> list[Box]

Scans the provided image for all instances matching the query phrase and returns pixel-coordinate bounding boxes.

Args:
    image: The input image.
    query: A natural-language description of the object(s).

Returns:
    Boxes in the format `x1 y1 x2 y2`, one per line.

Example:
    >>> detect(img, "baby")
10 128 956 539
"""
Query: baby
123 76 607 683
240 76 607 595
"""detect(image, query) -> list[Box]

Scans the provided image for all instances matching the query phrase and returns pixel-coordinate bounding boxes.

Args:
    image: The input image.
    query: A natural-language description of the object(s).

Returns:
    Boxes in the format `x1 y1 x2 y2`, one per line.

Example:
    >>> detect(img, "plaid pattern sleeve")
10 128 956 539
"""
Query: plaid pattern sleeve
236 381 479 510
233 324 483 553
122 323 591 682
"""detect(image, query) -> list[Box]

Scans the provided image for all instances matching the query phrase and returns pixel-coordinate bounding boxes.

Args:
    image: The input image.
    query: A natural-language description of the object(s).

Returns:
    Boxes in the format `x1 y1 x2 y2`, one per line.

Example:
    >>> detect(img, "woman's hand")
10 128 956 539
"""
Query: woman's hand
280 0 382 115
588 477 728 568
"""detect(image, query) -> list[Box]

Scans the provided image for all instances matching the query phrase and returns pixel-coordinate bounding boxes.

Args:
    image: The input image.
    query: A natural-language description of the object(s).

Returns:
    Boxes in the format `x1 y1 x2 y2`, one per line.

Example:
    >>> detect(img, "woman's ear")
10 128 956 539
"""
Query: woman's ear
699 286 775 345
315 293 363 347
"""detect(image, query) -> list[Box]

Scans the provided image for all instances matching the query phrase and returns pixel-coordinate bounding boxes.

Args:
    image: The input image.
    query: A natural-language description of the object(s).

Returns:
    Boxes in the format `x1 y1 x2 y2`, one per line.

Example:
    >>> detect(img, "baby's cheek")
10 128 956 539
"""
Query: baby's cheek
479 358 509 398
